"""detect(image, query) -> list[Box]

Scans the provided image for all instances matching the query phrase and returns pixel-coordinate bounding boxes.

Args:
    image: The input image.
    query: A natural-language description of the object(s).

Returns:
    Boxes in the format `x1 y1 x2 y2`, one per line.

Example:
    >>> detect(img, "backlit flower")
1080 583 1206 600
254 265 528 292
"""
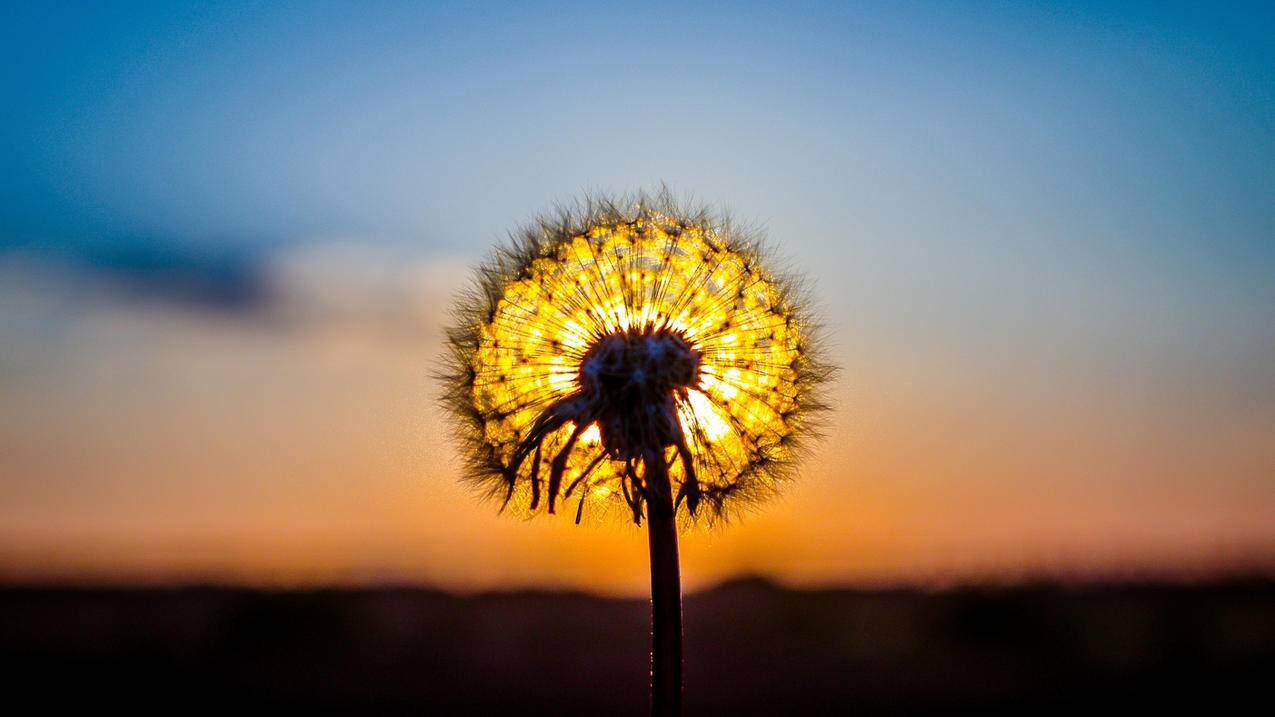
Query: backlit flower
440 191 830 526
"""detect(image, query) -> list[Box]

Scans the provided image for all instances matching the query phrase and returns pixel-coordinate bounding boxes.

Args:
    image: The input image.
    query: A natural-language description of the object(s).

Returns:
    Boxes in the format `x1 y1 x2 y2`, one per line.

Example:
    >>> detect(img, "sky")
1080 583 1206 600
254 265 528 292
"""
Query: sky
2 1 1273 593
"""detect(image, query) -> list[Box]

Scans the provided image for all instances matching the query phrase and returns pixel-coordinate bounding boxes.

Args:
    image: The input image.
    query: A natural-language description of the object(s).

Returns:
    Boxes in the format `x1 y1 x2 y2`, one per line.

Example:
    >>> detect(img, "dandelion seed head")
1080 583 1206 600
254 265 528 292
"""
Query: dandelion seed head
440 190 832 526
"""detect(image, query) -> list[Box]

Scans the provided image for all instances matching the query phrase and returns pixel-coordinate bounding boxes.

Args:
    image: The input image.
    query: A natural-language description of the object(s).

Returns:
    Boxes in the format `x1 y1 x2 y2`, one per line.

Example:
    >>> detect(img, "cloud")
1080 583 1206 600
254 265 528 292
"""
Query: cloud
0 235 471 347
0 236 269 312
262 240 467 339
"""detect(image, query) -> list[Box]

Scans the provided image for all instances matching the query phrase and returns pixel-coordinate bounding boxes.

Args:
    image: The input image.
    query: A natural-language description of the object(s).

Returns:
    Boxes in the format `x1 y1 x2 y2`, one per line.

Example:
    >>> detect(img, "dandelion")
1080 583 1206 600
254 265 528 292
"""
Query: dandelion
440 189 831 715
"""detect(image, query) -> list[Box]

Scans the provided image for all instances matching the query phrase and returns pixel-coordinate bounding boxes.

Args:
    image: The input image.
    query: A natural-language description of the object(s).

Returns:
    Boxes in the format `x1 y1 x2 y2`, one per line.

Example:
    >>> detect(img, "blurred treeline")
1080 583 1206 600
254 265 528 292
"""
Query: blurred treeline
2 577 1271 713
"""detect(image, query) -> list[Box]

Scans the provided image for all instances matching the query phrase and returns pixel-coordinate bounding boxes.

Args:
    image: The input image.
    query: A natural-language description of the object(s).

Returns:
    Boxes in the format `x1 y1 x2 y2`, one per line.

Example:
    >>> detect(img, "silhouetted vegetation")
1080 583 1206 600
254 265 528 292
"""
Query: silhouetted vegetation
2 577 1271 713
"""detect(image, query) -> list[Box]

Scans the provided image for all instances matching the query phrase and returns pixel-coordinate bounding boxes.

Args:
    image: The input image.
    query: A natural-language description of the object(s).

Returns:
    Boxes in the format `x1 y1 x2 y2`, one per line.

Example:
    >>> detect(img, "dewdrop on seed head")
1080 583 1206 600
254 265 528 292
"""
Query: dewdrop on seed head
440 190 832 527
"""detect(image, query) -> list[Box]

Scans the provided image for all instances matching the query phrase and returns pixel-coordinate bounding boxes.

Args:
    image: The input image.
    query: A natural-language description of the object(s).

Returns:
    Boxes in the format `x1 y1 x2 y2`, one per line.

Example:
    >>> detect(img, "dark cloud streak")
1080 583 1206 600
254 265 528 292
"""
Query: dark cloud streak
1 235 270 312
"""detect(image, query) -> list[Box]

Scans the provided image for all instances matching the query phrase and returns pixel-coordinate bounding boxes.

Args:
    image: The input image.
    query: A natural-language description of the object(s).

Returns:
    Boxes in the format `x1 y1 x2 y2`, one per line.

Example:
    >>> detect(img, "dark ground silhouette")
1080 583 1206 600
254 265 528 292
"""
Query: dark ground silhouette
2 576 1271 713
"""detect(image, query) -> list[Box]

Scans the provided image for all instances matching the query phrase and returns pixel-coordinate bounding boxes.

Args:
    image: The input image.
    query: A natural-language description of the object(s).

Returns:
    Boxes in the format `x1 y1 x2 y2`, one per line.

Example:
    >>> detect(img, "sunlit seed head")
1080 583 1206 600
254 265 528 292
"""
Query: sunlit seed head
439 189 833 527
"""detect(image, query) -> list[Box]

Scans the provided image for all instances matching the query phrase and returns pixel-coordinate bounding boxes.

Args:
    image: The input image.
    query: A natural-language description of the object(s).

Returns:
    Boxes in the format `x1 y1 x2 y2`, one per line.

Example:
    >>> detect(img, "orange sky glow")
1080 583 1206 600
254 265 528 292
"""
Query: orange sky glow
2 254 1270 595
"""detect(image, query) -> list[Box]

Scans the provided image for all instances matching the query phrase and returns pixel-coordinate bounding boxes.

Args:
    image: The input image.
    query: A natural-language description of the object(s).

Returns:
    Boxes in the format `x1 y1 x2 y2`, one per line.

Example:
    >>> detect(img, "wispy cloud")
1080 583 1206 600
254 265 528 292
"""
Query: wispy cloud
0 235 468 334
1 237 268 312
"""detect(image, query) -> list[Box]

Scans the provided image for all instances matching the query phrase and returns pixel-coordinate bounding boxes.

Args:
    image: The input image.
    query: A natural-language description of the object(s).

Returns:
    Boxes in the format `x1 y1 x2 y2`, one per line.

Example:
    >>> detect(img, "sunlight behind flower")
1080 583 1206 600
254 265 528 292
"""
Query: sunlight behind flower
453 200 828 525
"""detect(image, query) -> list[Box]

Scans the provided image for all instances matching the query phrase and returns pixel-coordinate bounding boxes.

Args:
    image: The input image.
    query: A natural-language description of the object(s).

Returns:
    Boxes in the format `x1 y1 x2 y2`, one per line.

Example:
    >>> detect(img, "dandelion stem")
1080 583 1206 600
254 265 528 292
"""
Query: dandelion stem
644 448 683 716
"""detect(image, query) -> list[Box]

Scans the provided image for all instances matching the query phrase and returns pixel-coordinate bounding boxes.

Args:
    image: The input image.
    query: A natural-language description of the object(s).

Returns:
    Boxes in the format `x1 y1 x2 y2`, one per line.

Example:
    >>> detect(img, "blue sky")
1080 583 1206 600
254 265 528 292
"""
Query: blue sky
1 2 1272 587
5 2 1271 254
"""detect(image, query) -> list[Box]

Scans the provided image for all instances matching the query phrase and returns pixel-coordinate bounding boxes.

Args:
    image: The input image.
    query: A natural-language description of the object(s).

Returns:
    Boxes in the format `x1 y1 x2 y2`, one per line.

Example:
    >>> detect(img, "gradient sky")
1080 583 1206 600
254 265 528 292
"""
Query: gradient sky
2 1 1273 593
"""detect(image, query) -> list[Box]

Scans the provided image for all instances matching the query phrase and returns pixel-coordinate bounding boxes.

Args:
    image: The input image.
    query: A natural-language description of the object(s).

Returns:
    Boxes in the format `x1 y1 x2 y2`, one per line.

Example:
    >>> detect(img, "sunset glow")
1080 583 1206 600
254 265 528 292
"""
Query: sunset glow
1 2 1272 594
